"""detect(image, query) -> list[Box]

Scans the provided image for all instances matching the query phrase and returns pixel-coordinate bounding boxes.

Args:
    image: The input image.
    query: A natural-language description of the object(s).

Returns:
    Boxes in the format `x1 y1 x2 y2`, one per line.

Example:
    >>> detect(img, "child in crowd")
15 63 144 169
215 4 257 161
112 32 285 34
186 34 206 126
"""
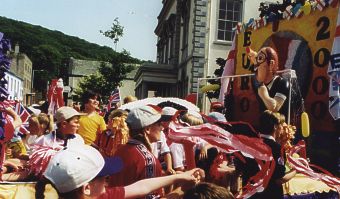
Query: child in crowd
0 107 23 180
170 110 213 171
183 182 235 199
235 110 296 199
29 106 84 178
96 109 129 157
123 95 137 104
78 91 106 146
150 107 176 175
22 113 54 158
108 105 165 198
43 144 205 199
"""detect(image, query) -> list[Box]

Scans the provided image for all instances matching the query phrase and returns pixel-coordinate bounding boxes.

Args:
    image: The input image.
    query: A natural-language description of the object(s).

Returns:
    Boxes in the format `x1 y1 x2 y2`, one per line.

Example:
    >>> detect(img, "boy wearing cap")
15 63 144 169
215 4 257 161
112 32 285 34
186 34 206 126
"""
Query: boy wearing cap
44 144 205 199
28 107 85 177
34 106 84 149
108 105 165 198
150 107 177 175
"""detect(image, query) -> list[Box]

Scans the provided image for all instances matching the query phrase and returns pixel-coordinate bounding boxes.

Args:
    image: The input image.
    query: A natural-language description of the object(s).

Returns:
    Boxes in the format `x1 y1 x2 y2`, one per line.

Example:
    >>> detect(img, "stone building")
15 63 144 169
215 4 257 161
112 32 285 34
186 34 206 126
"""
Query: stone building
66 57 138 105
135 0 275 101
67 57 105 94
4 71 23 101
9 44 33 105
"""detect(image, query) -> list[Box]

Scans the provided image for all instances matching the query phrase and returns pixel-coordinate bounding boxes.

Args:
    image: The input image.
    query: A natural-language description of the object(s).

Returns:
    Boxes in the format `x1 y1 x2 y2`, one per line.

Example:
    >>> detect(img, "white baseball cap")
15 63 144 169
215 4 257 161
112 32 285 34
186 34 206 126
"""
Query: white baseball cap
43 145 123 193
126 105 162 130
27 106 41 115
161 107 178 121
208 112 227 122
55 106 84 123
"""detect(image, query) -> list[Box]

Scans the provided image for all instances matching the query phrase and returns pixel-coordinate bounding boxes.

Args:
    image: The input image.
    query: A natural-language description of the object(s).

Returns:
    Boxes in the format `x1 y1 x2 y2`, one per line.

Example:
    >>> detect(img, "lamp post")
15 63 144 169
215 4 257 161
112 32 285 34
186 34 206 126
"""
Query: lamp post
31 69 45 92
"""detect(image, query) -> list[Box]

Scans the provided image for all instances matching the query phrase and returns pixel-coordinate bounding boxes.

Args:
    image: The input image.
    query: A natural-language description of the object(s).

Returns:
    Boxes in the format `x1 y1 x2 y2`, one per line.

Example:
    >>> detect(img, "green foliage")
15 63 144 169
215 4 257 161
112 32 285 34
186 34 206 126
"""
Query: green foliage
74 49 137 101
74 61 135 102
0 16 142 91
74 72 105 98
100 17 124 49
206 58 226 99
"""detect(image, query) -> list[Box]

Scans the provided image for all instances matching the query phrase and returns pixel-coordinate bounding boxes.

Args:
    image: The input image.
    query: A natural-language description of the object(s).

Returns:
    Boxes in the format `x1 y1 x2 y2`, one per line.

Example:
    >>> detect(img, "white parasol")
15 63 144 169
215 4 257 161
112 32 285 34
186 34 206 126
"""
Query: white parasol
119 97 200 112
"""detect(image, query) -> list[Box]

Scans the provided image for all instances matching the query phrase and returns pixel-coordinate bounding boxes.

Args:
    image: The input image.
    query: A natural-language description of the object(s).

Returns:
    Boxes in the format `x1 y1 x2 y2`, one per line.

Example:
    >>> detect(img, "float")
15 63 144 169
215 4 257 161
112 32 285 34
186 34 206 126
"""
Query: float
199 0 340 198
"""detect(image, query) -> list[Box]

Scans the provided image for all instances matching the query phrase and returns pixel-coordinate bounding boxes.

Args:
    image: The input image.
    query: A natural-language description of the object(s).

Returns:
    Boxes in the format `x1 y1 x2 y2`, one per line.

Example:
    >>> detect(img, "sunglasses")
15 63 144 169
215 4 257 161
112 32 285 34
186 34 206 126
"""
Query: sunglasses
255 51 268 66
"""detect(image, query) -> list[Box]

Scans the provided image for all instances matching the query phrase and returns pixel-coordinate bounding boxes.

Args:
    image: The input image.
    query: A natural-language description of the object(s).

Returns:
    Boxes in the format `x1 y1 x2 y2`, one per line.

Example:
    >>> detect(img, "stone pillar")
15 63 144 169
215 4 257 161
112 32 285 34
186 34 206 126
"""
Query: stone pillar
191 0 208 94
141 82 148 99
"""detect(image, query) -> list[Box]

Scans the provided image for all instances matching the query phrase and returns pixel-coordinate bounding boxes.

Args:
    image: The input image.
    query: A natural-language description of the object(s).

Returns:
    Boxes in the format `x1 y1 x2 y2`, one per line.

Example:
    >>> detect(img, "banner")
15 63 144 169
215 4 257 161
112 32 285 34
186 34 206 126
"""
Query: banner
231 5 339 132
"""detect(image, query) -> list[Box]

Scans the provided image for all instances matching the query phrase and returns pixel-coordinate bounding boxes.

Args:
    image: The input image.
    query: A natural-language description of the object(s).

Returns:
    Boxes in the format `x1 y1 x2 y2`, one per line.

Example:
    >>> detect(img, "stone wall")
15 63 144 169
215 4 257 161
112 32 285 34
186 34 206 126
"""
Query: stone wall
191 0 208 93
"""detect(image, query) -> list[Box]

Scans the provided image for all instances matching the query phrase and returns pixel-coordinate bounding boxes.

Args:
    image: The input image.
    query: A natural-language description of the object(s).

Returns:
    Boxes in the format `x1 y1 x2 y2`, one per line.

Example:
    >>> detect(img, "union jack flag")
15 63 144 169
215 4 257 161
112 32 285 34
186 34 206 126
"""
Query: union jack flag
14 102 30 124
107 87 121 111
1 100 30 135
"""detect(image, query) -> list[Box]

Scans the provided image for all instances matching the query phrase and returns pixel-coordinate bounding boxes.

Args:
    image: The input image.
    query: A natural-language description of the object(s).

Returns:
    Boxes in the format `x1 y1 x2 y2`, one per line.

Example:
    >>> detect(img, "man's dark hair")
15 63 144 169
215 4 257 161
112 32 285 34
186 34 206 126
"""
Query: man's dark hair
183 182 235 199
80 90 99 110
259 110 280 135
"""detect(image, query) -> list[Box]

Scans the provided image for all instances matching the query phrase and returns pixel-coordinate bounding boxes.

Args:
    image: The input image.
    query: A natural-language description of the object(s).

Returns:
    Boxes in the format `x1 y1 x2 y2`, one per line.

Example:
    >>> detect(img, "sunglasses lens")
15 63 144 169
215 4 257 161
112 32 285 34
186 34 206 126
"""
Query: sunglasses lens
256 52 267 65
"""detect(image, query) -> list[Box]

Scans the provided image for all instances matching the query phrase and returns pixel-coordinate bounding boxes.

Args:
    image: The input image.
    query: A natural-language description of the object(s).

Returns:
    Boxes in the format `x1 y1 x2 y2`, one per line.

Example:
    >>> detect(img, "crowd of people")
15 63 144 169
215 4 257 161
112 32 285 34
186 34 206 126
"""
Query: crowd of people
0 95 297 199
0 46 303 199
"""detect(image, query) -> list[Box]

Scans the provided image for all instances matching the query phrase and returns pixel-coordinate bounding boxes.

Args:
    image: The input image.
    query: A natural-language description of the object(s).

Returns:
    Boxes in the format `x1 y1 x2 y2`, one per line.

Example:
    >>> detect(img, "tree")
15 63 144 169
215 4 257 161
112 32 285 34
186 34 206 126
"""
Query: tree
30 44 63 92
74 51 136 103
74 72 107 99
75 19 139 102
100 17 124 51
206 58 226 99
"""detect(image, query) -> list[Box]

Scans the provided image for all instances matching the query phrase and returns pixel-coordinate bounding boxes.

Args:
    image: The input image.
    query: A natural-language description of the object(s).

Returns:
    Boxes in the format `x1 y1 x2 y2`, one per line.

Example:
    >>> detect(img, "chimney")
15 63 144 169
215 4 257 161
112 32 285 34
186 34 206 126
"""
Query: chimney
14 43 19 54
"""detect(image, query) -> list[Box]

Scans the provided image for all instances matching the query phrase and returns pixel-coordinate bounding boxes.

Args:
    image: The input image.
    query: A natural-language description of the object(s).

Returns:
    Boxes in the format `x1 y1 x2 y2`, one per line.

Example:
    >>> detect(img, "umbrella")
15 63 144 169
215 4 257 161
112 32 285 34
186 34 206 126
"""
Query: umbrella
119 97 200 112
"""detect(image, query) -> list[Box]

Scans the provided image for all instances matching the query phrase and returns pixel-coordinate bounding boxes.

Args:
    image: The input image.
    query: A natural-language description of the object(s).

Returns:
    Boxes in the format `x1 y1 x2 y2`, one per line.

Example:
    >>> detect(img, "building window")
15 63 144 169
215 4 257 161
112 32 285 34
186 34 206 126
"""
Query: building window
181 0 190 61
217 0 243 41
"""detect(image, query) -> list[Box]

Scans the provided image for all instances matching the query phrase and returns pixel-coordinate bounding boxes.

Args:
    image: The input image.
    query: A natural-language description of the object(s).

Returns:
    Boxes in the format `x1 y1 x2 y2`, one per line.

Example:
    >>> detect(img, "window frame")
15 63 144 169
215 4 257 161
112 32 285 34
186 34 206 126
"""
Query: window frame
216 0 243 42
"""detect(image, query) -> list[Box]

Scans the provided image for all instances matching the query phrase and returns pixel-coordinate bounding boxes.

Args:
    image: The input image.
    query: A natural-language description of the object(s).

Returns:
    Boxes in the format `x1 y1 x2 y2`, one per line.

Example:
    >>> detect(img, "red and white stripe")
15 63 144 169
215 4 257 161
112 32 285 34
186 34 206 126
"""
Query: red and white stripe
286 141 340 192
219 37 236 105
284 40 302 69
29 145 59 178
283 5 293 20
315 0 326 11
167 120 274 198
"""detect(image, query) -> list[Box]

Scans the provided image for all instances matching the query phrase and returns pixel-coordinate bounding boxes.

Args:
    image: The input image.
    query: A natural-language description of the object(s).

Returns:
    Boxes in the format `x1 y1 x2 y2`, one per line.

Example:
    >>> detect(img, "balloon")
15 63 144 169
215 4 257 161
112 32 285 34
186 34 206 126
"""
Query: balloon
200 84 220 93
302 1 312 15
301 112 310 137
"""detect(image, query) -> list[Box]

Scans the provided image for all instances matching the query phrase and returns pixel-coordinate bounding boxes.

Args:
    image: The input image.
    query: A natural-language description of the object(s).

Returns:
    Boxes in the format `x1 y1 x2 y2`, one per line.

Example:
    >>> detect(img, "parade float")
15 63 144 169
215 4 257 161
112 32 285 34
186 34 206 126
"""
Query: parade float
198 0 340 198
0 0 339 198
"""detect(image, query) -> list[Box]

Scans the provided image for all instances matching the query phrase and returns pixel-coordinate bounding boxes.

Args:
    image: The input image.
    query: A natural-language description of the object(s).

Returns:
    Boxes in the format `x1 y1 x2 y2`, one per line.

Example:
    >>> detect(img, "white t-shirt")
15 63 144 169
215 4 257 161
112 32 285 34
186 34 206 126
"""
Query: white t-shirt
34 132 84 150
169 137 208 169
170 142 185 169
151 131 170 158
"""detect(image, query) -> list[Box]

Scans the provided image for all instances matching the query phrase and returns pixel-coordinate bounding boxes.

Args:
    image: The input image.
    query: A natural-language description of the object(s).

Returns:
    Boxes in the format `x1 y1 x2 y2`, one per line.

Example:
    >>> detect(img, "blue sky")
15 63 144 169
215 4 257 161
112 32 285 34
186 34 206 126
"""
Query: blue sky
0 0 162 61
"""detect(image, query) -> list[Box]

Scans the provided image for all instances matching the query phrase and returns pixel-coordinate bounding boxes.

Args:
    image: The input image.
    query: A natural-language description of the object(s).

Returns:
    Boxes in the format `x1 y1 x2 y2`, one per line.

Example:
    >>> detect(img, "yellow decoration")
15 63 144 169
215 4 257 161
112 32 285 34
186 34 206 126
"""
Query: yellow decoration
200 84 220 93
301 112 310 137
302 1 312 15
292 153 300 158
